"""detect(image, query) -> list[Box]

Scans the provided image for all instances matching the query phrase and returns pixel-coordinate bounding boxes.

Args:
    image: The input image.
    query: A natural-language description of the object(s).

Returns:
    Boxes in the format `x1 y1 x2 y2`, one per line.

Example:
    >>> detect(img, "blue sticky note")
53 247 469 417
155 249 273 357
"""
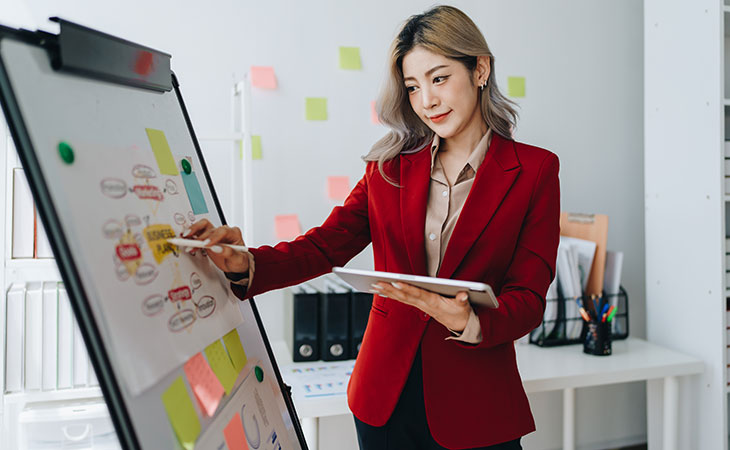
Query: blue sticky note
181 172 208 215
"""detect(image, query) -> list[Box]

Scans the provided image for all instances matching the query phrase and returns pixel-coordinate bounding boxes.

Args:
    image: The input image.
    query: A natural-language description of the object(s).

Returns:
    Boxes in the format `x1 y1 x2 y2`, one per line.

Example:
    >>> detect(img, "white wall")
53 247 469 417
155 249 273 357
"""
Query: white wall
3 1 645 448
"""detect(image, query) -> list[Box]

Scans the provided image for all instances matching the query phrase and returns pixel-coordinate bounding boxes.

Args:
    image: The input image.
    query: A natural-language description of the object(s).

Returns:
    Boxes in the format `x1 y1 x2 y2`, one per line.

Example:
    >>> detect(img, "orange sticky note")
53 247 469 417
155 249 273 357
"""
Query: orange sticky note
183 353 224 417
250 66 277 89
370 100 380 124
223 412 249 450
275 214 301 241
327 176 350 201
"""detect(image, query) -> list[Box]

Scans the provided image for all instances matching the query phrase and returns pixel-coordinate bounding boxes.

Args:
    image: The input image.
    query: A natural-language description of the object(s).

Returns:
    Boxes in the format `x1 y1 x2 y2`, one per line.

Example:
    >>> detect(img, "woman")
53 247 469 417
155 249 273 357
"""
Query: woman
187 5 560 450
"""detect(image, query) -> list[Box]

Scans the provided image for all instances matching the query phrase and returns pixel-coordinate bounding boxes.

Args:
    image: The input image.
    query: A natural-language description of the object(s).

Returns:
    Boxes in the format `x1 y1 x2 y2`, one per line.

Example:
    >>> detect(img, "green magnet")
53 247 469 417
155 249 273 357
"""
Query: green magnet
58 141 74 164
254 365 264 382
181 158 191 174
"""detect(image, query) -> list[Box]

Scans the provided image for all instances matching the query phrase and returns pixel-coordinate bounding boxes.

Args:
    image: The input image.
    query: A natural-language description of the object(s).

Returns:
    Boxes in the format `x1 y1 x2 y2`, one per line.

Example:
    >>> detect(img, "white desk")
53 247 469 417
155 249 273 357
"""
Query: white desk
273 338 703 450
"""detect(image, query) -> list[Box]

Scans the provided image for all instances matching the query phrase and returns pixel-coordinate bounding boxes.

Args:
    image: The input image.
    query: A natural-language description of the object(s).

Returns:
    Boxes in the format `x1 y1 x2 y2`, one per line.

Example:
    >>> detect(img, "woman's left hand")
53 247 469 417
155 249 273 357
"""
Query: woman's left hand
372 282 472 332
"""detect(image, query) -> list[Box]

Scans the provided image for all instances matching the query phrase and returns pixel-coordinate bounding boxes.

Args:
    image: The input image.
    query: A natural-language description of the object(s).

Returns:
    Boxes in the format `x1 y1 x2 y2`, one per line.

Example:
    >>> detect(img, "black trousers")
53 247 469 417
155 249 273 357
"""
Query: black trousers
353 347 522 450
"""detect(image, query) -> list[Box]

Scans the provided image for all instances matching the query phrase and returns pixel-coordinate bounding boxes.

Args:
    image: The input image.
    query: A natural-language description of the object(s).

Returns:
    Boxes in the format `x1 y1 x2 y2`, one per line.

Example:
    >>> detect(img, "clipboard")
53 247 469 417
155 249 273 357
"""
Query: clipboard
559 212 609 297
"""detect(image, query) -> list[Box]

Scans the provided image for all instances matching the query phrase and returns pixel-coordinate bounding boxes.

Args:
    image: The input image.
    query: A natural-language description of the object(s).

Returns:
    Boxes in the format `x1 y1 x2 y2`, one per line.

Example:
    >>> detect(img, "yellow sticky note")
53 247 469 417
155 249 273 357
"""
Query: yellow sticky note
205 340 238 395
145 128 179 175
143 224 177 264
251 135 262 160
161 376 201 450
250 66 277 89
327 176 350 201
275 214 302 241
507 76 526 98
223 329 248 373
305 98 327 121
239 141 243 160
339 46 362 70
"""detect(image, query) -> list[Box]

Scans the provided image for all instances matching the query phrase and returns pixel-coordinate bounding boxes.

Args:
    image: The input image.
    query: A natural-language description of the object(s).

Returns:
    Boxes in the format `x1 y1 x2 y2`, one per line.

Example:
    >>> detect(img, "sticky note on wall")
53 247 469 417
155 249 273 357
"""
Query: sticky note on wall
251 135 263 160
223 412 250 450
339 46 362 70
183 353 224 417
205 340 238 395
305 98 328 121
327 176 350 201
250 66 277 89
223 329 248 373
181 171 208 215
275 214 302 241
507 76 526 97
145 128 179 176
161 376 201 450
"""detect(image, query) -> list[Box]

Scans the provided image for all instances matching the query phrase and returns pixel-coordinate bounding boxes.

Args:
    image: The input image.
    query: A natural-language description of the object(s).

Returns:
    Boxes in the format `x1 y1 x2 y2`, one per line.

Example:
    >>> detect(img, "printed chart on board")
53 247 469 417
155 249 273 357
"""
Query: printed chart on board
77 126 243 395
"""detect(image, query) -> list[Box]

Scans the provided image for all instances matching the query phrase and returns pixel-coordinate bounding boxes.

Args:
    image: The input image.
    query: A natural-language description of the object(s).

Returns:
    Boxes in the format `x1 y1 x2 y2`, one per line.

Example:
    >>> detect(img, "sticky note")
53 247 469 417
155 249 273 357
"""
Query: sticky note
327 176 350 201
161 376 201 450
305 98 327 121
143 224 177 264
181 171 209 215
251 135 263 160
239 141 243 160
223 329 248 373
370 100 380 124
223 412 249 450
183 353 224 417
507 76 526 97
275 214 302 241
145 128 179 175
339 46 362 70
205 340 238 395
250 66 277 89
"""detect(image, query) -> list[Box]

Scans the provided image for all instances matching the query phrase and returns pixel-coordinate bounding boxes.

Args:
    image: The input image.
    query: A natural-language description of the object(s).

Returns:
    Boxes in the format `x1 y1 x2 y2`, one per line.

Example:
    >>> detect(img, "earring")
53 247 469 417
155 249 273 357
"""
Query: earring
480 80 487 91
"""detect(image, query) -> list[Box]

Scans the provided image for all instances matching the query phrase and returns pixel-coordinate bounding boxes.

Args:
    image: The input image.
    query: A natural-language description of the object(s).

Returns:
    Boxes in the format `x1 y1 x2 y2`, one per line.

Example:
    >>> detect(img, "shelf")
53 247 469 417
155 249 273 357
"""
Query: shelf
4 258 60 283
3 386 102 404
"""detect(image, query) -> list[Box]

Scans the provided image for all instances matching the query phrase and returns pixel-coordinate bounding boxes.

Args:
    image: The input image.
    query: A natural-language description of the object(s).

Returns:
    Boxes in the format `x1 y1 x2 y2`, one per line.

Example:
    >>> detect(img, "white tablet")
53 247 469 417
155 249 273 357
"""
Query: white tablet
332 267 499 309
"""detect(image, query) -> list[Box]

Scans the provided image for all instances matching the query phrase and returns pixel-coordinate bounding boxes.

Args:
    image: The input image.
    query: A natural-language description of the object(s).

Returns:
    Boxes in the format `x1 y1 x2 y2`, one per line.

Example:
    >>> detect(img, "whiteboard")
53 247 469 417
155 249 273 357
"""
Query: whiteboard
0 22 305 449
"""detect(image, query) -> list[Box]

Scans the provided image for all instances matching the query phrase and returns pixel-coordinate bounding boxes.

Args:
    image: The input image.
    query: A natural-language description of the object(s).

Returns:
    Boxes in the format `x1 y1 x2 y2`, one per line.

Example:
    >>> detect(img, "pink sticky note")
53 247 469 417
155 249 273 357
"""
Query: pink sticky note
328 176 350 201
275 214 301 241
370 100 380 124
250 66 277 89
183 353 224 417
223 412 249 450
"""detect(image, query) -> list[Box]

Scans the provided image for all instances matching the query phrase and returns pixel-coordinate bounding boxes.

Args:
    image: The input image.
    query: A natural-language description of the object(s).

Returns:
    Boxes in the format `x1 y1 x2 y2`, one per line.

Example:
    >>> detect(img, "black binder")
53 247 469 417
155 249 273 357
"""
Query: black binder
320 284 350 361
292 286 321 362
350 292 372 358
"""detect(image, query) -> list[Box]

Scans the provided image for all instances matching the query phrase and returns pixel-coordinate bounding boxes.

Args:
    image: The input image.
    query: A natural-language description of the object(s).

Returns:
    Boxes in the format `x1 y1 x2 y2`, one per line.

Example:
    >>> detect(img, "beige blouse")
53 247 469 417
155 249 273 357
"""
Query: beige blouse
231 130 493 345
425 130 491 344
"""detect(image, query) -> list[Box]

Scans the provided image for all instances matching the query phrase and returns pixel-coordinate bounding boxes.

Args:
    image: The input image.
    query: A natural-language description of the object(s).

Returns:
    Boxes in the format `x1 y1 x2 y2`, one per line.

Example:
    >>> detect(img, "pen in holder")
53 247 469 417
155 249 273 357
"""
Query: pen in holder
583 319 612 356
581 296 614 356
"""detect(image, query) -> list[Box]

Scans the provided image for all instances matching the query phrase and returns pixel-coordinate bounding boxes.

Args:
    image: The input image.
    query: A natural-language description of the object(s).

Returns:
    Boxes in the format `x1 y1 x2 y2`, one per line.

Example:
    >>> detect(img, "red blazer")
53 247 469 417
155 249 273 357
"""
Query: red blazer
232 132 560 449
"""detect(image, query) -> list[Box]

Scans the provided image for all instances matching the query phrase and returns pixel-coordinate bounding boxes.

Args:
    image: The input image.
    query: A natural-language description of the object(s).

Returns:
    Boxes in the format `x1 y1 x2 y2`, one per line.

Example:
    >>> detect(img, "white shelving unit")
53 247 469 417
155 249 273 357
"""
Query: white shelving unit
0 121 111 448
645 1 727 448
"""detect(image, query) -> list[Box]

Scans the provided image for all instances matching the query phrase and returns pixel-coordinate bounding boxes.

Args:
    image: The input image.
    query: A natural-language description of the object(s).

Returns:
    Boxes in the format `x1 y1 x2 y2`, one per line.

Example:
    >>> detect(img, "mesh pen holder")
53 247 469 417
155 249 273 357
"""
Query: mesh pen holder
529 286 629 347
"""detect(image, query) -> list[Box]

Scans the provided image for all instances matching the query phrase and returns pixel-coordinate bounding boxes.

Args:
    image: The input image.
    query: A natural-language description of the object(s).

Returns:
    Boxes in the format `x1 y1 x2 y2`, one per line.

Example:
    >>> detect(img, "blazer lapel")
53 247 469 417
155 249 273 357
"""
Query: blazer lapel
437 134 521 279
400 144 431 276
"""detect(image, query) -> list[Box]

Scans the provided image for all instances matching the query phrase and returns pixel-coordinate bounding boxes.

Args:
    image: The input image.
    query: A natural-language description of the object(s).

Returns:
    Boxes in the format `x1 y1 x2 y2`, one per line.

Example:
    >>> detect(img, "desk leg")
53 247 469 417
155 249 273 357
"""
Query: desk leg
663 376 678 450
563 387 575 450
301 417 319 450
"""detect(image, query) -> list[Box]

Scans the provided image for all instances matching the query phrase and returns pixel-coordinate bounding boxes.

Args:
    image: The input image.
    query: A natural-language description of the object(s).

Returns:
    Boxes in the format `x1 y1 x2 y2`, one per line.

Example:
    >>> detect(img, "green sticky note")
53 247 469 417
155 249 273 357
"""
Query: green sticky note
251 135 263 160
305 97 328 121
145 128 179 175
161 376 201 450
181 171 208 215
339 46 362 70
223 329 248 373
238 140 243 160
205 340 238 395
507 76 526 98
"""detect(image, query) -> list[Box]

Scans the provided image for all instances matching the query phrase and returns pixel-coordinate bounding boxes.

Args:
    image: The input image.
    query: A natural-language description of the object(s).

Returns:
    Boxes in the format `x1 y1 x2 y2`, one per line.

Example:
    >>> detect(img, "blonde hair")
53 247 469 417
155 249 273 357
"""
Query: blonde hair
364 5 518 185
